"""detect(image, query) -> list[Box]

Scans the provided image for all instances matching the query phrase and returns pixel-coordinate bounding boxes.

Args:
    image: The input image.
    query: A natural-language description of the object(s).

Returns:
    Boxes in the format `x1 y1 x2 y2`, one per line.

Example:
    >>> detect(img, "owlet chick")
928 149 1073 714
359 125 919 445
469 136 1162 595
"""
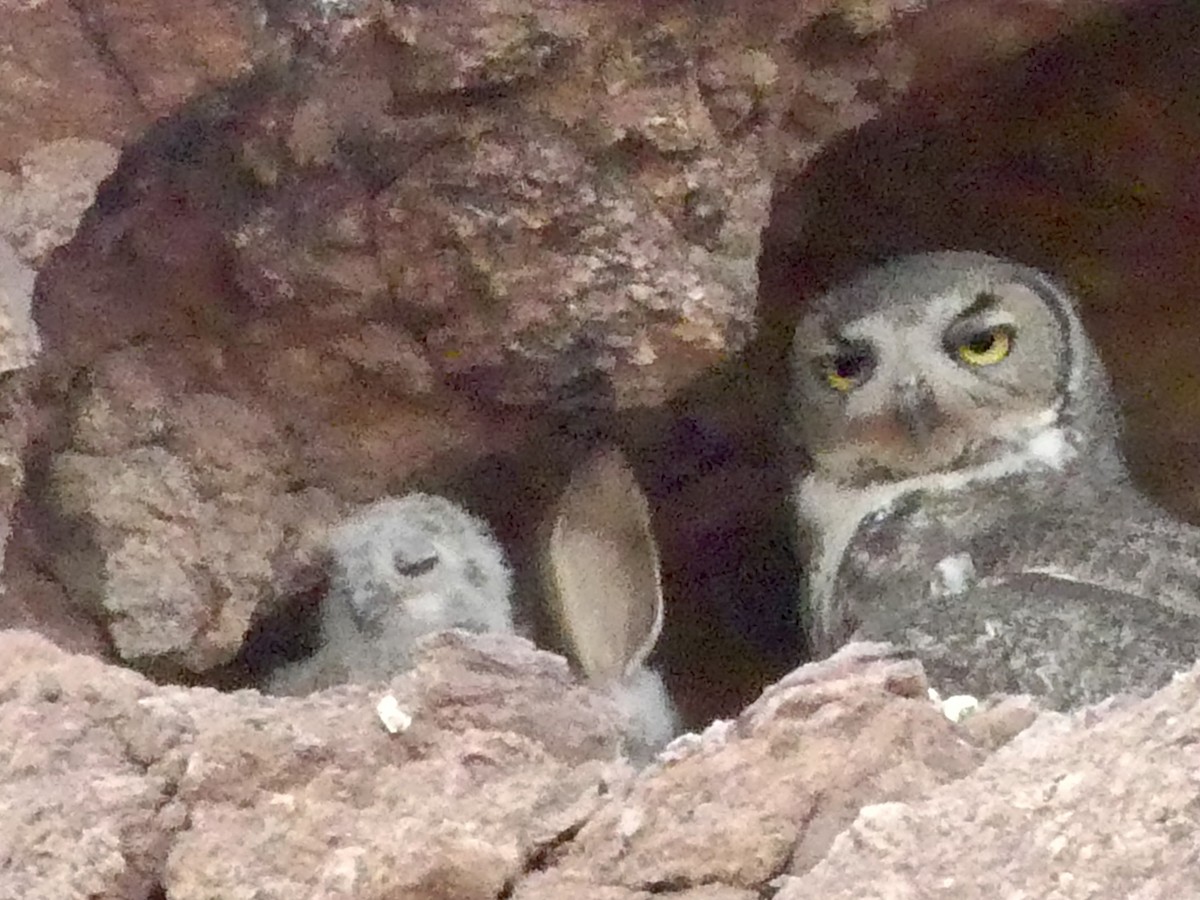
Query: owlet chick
267 493 514 695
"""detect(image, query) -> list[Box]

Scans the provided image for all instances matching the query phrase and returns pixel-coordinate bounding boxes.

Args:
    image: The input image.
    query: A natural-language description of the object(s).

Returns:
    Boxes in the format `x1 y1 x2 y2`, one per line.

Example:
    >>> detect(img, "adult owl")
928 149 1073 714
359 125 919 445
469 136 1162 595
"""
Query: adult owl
789 250 1200 708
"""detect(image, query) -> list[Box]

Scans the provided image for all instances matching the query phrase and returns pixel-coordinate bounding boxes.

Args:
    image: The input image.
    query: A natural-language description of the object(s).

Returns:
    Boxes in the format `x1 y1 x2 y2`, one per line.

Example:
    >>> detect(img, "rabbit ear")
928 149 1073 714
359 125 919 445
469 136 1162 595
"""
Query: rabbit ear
544 445 664 682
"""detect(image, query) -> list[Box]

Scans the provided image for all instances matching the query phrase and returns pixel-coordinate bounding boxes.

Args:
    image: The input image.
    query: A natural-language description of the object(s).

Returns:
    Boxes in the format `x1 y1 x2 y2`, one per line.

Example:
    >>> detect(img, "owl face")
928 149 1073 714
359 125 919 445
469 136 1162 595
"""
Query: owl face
328 494 514 637
791 252 1073 484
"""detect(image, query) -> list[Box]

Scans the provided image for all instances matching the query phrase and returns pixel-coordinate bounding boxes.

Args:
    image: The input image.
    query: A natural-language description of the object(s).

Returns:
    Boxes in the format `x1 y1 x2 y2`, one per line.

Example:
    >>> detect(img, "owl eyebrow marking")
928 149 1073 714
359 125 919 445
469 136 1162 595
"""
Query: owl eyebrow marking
955 290 1000 320
819 326 867 353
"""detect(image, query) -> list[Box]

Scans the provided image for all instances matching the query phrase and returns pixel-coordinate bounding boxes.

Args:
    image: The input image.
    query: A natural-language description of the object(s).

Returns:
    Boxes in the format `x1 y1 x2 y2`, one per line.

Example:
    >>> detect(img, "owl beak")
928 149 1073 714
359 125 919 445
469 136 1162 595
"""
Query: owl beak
895 379 942 449
346 591 387 636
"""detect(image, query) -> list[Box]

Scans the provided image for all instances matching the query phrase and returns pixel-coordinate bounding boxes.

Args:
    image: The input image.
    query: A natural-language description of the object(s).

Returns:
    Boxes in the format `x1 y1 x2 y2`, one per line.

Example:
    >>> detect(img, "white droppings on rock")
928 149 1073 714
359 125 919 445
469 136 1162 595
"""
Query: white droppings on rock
941 694 980 723
617 805 645 839
376 694 413 734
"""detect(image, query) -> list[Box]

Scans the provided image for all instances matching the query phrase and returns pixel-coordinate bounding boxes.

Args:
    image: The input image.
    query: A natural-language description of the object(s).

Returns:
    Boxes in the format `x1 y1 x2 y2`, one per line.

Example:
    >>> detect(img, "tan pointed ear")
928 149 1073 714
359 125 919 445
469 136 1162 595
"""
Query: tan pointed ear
544 445 664 683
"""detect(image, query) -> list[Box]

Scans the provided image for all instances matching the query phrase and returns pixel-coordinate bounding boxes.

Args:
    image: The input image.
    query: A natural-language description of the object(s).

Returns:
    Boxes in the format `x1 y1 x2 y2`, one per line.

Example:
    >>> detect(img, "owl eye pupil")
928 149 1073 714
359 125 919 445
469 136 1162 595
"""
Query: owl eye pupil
966 332 996 353
820 344 874 391
835 353 867 378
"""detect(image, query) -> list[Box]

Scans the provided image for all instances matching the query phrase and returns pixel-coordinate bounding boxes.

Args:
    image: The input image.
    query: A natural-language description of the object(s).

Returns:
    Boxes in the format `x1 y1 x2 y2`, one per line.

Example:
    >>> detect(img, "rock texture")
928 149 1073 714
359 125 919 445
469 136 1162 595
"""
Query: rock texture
47 371 342 672
0 238 38 585
6 630 1200 899
0 628 629 900
514 643 986 897
780 673 1200 899
0 139 122 266
0 0 272 169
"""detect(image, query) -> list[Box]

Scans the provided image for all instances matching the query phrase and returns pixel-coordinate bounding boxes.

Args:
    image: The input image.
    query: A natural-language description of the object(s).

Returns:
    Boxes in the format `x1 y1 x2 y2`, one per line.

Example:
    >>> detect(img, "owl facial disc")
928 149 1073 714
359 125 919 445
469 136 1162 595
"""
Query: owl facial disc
791 252 1078 487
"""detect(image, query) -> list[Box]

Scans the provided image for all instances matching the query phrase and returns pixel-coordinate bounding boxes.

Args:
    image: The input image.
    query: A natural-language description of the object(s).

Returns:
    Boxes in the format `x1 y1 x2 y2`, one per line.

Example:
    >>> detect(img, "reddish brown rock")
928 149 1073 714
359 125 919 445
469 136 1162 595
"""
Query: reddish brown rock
78 0 266 118
781 670 1200 899
515 643 986 896
0 0 275 170
0 628 629 900
0 1 143 167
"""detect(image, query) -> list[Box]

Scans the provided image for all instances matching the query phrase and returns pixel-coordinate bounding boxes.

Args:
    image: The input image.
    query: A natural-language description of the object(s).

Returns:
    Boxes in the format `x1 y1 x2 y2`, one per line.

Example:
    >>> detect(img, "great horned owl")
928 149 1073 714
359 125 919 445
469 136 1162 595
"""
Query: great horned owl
263 454 679 759
266 493 515 695
788 250 1200 708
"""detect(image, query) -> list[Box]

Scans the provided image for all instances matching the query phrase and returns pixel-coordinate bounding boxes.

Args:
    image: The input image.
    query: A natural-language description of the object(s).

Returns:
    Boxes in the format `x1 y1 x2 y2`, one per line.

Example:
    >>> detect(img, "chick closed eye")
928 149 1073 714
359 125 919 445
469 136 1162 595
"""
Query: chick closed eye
393 553 438 578
954 325 1013 366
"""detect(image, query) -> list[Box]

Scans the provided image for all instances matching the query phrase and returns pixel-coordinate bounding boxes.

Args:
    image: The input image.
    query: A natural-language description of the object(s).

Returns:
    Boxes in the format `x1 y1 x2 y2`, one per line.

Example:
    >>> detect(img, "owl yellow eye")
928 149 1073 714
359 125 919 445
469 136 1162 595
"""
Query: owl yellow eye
821 347 874 392
956 327 1012 366
827 371 854 392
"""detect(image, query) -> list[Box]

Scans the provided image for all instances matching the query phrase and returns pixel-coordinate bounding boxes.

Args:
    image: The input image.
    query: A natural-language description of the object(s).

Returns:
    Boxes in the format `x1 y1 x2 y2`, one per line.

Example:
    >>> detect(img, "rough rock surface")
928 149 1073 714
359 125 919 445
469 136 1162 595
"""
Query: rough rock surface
0 238 38 583
0 139 122 266
47 357 343 672
0 628 630 900
0 0 273 168
514 642 986 898
7 629 1200 898
780 670 1200 899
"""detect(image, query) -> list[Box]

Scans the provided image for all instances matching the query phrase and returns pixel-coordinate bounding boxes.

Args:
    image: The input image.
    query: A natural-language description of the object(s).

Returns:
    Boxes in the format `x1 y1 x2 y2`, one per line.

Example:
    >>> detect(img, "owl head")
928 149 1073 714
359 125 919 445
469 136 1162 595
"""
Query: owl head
325 493 515 644
789 251 1123 486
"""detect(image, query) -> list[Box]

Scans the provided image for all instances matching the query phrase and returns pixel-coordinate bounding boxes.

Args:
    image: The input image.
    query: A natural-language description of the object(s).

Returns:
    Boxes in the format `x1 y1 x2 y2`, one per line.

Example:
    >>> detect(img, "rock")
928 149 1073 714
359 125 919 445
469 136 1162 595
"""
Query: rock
6 626 1200 898
0 239 38 585
0 139 121 265
47 437 339 673
41 343 351 672
363 122 751 409
0 1 144 167
782 668 1200 899
49 445 283 671
958 694 1042 751
73 0 266 119
377 0 588 94
517 883 758 900
0 630 183 900
0 628 629 900
514 643 986 896
0 561 108 657
0 237 38 374
0 0 273 170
